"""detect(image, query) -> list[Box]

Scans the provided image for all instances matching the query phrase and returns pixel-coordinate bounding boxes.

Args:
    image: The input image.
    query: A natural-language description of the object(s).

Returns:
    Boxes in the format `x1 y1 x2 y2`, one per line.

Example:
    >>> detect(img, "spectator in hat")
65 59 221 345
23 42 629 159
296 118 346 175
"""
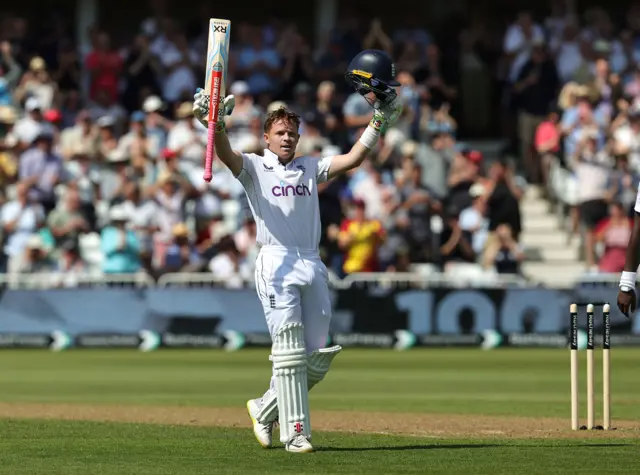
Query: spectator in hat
59 109 98 161
142 94 171 150
166 101 206 172
14 56 59 111
459 182 490 256
18 130 63 214
100 148 132 204
163 222 202 273
13 233 56 274
1 181 45 273
96 115 119 161
100 204 141 274
13 97 50 150
118 110 161 160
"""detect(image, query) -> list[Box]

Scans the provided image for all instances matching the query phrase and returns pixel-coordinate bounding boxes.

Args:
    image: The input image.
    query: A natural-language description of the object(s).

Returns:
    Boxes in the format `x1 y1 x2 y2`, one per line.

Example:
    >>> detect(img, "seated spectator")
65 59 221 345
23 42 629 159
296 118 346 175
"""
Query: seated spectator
482 223 524 274
439 206 476 270
52 239 91 287
100 205 140 274
459 183 489 257
1 181 45 273
208 235 249 288
163 222 202 273
18 130 63 214
47 188 89 254
14 234 56 274
595 201 632 273
338 199 386 274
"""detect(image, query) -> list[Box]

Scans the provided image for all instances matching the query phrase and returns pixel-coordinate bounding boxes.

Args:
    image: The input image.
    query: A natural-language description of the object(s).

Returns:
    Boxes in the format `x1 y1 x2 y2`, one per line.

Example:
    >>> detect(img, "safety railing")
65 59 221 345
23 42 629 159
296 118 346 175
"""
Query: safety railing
0 272 156 289
0 270 618 290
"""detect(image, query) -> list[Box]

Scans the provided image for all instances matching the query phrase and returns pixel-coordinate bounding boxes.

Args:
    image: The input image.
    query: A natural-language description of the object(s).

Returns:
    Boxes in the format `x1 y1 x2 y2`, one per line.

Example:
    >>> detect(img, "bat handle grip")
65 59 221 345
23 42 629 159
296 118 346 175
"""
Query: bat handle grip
204 119 215 182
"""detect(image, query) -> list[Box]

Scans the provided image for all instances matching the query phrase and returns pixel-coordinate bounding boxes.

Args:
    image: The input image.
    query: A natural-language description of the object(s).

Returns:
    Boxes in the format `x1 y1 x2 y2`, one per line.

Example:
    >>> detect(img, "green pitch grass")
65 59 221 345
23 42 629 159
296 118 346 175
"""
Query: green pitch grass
0 348 638 474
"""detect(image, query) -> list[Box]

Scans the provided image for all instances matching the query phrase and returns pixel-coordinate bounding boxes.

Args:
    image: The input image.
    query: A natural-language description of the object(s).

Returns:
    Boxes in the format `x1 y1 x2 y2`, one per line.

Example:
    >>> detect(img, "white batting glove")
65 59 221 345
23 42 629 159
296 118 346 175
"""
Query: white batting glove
192 88 235 129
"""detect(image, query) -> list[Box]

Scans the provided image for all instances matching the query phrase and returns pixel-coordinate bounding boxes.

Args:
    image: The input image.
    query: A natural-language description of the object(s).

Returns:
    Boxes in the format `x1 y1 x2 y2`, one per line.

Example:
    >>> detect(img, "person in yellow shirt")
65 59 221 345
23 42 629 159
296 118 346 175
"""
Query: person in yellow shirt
338 199 386 274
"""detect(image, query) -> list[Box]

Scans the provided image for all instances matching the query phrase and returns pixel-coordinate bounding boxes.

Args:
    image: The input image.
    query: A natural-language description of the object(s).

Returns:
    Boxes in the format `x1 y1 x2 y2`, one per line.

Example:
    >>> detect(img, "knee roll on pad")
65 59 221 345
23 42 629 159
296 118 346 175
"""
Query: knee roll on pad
271 322 311 443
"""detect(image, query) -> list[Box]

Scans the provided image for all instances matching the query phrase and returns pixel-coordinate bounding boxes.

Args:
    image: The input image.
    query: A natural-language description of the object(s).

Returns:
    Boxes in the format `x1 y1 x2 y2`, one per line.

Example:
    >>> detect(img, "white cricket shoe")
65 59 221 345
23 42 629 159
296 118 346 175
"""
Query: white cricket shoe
285 434 314 453
246 399 273 448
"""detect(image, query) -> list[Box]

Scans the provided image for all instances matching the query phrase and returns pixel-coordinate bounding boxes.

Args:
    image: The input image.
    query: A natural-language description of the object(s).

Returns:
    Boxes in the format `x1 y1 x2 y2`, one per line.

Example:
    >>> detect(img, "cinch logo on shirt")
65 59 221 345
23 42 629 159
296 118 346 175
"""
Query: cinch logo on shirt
272 181 311 197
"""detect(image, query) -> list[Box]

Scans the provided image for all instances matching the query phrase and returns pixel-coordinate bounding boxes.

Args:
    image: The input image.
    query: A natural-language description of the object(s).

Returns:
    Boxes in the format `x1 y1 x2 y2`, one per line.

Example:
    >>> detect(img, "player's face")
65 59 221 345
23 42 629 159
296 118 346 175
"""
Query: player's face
264 119 299 162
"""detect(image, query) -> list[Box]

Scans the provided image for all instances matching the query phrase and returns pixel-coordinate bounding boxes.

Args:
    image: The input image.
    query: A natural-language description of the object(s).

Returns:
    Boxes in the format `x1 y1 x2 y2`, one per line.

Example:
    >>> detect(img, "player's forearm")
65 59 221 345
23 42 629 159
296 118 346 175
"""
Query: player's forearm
623 221 640 273
214 130 243 177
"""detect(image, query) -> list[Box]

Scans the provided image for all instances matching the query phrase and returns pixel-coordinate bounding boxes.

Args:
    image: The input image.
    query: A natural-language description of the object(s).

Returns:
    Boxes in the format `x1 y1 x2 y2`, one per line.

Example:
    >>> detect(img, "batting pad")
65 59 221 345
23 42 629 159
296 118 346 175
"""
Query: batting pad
307 345 342 390
272 322 311 443
255 345 342 424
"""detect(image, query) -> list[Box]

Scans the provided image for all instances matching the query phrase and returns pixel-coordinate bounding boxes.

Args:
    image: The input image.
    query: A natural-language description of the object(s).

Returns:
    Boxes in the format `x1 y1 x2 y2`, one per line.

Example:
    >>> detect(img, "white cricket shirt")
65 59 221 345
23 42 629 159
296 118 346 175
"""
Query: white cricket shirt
236 148 333 251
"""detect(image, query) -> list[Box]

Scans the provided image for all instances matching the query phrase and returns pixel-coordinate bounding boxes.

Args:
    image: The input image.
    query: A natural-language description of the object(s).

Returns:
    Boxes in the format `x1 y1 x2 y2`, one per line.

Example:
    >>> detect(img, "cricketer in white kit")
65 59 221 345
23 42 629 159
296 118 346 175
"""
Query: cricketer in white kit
192 51 401 453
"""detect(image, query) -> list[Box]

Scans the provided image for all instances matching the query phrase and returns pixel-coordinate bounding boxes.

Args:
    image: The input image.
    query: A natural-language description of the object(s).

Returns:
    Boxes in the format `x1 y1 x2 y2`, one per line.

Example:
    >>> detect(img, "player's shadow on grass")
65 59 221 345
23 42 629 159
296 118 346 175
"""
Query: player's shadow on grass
318 443 633 452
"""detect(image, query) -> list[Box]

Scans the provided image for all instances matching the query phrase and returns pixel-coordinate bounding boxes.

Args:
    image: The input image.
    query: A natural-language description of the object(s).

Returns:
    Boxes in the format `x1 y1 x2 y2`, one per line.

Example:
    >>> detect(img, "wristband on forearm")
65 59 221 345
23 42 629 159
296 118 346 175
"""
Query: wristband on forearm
619 271 636 291
358 115 383 149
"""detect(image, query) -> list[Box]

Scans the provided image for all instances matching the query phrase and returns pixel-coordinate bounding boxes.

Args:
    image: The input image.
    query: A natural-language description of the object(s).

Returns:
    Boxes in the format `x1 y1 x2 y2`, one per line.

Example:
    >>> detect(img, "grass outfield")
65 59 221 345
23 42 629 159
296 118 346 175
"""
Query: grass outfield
0 348 639 473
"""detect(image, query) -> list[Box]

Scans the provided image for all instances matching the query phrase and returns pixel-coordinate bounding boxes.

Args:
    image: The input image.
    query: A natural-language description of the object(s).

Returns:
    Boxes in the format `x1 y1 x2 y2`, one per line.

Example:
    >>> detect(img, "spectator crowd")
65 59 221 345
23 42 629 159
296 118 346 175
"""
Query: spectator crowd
0 1 639 287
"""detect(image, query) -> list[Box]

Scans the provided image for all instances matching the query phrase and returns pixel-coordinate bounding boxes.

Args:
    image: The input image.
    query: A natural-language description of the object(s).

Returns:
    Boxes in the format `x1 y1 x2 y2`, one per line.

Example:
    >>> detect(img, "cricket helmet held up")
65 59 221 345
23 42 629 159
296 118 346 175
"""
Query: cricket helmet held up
345 49 400 108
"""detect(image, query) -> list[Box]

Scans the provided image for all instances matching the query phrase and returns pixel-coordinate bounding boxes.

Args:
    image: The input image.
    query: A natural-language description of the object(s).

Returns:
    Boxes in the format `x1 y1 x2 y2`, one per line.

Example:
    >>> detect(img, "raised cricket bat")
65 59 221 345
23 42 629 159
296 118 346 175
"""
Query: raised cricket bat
203 18 231 182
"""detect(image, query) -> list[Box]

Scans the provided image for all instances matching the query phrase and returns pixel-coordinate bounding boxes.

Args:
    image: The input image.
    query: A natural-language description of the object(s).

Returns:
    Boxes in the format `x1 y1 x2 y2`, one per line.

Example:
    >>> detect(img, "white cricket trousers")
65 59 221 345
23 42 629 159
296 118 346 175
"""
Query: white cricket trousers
254 246 333 353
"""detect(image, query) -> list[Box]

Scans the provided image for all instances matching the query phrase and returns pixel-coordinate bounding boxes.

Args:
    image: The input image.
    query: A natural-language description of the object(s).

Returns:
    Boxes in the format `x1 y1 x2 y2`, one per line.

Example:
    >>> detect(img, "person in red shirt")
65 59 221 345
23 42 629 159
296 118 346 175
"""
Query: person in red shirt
85 31 123 104
338 199 386 274
534 105 561 193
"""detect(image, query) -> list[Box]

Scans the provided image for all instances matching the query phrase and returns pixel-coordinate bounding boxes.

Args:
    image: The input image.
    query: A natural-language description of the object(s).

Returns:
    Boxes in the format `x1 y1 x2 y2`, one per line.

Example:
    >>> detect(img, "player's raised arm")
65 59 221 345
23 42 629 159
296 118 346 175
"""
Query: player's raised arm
192 88 243 177
327 99 401 179
326 50 402 180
